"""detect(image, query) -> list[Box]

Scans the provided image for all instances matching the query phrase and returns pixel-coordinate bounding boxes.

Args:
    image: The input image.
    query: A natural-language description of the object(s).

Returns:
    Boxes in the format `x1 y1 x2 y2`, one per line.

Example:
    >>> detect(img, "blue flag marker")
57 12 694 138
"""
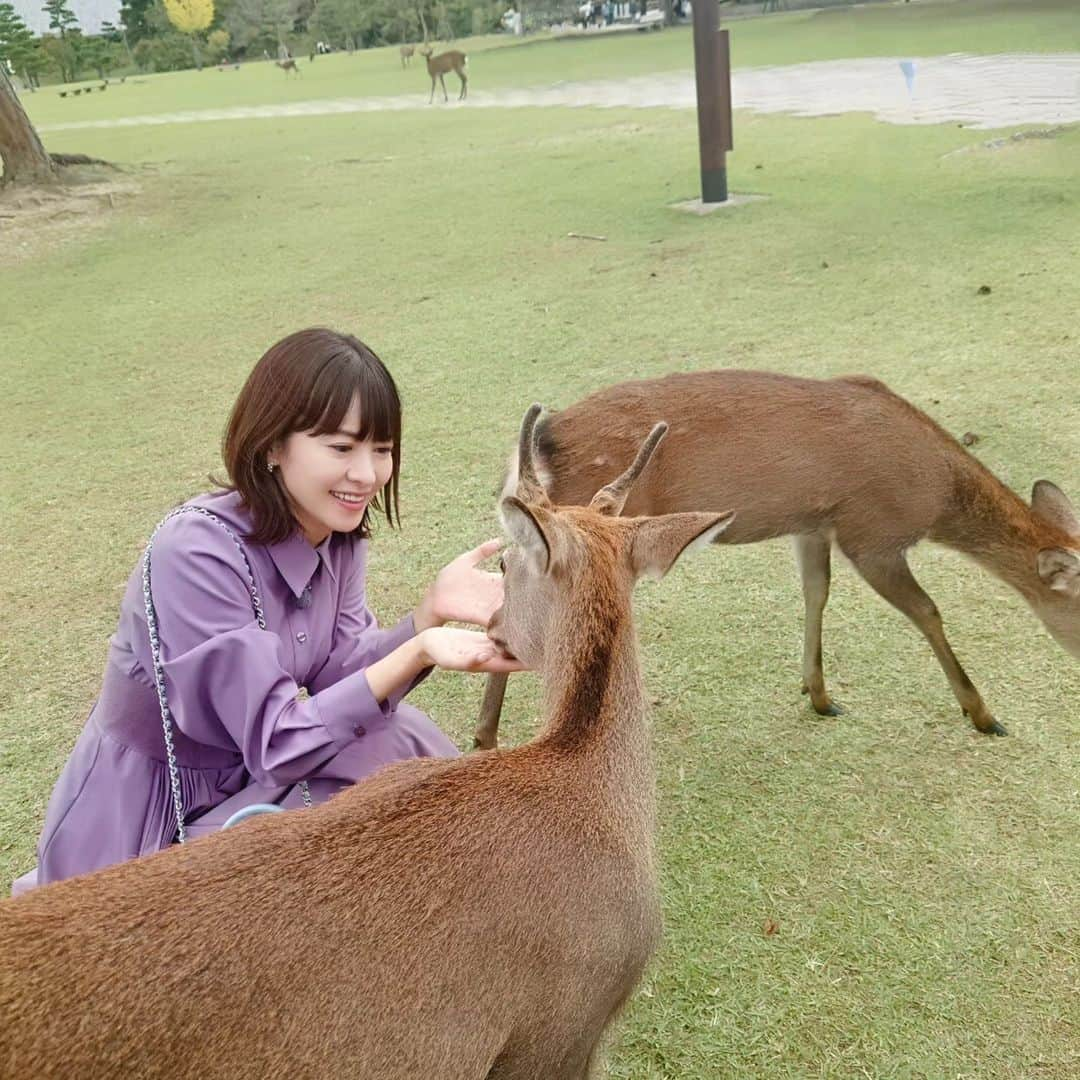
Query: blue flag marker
899 60 917 98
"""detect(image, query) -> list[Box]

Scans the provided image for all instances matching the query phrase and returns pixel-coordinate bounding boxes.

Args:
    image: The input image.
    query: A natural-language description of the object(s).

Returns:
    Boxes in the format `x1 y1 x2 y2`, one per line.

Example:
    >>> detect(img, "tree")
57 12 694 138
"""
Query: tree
0 3 39 87
309 0 370 51
119 0 156 42
42 0 78 36
80 35 120 79
226 0 299 56
0 60 56 184
163 0 214 68
101 18 136 65
41 0 80 80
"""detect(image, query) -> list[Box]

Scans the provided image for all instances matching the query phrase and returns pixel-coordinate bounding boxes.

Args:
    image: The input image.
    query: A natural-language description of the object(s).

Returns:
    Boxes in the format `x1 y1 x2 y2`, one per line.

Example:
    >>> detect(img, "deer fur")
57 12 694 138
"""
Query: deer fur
474 370 1080 748
0 407 732 1080
419 45 468 103
400 43 415 68
276 58 300 76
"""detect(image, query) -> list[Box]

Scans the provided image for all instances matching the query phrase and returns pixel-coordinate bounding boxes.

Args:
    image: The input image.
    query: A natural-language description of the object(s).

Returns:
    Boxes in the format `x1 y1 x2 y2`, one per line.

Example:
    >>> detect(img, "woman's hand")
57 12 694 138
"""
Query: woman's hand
414 538 505 632
418 627 527 674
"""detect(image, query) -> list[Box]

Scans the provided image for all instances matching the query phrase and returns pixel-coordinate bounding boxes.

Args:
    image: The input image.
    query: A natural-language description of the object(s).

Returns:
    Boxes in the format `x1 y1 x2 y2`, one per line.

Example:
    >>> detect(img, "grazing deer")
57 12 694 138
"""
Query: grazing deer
474 371 1080 748
276 58 300 77
400 43 415 68
0 407 732 1080
419 44 468 103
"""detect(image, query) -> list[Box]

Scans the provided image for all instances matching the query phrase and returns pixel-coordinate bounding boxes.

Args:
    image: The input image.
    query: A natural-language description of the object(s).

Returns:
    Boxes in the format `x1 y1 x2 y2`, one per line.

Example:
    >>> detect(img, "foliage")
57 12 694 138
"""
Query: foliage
132 29 200 69
38 29 82 82
309 0 375 50
206 26 231 59
0 3 37 75
225 0 300 54
42 0 78 37
119 0 157 42
79 36 124 78
164 0 215 34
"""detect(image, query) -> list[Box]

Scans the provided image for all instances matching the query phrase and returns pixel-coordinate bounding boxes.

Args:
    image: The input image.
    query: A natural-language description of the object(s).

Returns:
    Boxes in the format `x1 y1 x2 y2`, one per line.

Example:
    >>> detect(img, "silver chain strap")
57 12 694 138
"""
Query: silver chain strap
142 506 312 845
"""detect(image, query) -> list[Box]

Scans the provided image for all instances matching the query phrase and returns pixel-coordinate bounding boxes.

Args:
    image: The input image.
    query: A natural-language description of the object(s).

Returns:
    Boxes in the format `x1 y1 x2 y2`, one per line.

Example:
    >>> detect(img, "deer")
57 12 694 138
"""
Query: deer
0 406 733 1080
419 44 468 103
474 370 1080 750
276 57 300 77
400 43 415 68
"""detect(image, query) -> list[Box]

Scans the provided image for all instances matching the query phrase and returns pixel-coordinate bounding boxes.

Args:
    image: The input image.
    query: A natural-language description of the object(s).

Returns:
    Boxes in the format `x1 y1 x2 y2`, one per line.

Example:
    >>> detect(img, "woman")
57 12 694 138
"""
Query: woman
14 328 521 894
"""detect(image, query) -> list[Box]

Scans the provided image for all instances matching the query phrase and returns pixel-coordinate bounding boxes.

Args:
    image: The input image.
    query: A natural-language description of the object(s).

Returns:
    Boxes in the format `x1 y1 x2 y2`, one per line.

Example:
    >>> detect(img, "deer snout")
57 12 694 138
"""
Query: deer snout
486 609 516 659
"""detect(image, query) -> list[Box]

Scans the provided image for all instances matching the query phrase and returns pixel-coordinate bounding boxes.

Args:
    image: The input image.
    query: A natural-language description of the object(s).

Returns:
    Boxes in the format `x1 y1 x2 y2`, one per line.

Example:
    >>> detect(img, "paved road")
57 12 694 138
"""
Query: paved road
39 54 1080 134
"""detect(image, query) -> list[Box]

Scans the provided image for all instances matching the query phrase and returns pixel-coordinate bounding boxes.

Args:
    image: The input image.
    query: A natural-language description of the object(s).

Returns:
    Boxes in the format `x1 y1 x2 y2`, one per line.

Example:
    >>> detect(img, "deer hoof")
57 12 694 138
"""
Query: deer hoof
802 683 843 716
964 708 1008 736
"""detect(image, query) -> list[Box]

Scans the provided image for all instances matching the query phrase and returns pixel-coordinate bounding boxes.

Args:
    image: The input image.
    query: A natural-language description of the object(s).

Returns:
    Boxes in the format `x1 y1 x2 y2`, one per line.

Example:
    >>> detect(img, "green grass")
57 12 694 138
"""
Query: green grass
3 0 1079 1075
21 0 1080 128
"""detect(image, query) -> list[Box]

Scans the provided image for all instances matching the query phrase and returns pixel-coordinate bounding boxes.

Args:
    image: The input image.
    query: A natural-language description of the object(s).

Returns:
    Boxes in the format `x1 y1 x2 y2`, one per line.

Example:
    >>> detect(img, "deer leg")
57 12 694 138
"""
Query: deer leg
429 76 436 104
474 671 508 750
459 71 467 100
845 548 1006 735
793 532 842 716
439 72 448 102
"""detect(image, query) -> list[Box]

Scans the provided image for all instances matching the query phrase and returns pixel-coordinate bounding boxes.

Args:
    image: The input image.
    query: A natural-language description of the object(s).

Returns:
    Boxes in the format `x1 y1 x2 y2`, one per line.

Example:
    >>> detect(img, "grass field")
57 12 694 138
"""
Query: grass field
21 0 1080 127
3 0 1079 1075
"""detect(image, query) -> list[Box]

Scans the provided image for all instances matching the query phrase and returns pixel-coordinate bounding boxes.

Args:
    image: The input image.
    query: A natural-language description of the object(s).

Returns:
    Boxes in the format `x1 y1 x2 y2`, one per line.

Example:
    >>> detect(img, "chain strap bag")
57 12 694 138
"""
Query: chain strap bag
142 506 311 843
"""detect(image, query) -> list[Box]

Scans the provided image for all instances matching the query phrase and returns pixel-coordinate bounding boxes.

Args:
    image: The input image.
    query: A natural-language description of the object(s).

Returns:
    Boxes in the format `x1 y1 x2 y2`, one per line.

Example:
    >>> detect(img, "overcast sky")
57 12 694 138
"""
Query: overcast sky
12 0 122 36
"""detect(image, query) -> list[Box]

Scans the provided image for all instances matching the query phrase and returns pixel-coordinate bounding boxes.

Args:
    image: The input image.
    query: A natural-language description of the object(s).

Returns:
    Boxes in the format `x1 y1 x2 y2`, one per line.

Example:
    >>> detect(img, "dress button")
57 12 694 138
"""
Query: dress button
296 632 307 644
354 724 367 737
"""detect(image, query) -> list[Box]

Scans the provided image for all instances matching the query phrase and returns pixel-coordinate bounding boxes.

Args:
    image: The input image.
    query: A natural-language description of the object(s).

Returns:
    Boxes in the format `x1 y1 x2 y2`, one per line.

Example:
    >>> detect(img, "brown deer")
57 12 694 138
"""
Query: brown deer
0 407 733 1079
400 43 415 68
419 44 468 103
474 370 1080 748
276 57 300 77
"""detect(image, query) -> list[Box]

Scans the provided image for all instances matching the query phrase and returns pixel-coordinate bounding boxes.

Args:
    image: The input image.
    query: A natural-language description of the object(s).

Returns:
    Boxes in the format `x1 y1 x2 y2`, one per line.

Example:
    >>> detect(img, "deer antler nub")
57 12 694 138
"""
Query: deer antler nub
589 422 668 516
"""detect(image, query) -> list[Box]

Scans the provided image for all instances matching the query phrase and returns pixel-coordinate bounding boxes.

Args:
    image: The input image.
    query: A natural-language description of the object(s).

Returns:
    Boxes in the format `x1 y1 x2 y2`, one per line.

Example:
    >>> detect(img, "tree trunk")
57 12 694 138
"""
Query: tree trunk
0 64 57 186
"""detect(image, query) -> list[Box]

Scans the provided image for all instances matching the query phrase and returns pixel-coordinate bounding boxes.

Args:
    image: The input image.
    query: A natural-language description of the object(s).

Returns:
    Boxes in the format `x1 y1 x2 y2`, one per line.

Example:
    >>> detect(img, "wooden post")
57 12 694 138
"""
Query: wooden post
691 1 732 203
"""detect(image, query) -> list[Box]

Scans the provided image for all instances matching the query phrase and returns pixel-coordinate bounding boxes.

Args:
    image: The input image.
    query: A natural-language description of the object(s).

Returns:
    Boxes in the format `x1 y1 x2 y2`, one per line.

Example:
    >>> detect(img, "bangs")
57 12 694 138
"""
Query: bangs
300 346 401 445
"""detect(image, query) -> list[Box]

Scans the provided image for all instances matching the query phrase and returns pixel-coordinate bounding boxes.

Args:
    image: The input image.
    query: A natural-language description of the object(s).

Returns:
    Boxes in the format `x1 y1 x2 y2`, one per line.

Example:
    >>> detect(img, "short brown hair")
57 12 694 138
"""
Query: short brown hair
221 328 402 544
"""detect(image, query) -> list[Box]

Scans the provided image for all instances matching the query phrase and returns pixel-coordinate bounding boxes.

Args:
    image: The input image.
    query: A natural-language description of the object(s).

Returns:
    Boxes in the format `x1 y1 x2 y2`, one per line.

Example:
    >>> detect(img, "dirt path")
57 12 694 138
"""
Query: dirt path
38 54 1080 134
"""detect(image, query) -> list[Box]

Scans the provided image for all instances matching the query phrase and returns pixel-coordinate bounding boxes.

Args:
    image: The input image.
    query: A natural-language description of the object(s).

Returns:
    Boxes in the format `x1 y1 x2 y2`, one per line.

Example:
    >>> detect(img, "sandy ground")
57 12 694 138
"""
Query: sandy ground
37 53 1080 134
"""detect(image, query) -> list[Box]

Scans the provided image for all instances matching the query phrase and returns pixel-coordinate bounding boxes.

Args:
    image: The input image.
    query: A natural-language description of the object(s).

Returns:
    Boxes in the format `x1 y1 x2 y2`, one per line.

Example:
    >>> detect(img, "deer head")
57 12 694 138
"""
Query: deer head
489 405 734 669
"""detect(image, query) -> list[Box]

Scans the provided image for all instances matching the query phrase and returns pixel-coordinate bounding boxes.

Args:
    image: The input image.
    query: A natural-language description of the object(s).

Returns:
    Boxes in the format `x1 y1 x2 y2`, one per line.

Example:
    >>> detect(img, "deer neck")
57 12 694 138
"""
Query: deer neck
538 577 649 759
933 460 1066 605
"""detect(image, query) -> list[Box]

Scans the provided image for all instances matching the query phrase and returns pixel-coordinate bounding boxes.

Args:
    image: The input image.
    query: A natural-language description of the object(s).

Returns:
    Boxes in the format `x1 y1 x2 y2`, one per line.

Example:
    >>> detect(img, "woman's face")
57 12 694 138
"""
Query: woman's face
270 394 395 546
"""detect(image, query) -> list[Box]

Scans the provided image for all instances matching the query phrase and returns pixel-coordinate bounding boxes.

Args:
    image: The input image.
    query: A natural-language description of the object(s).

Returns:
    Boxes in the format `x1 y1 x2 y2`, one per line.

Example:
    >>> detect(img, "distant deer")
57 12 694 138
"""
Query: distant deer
474 371 1080 748
276 57 300 77
0 407 733 1079
400 43 415 68
419 44 468 103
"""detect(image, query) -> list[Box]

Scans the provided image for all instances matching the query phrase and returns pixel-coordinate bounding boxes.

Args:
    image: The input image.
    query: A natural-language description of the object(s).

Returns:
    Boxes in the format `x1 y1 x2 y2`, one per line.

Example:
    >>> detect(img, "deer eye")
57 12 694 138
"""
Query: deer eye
499 555 507 575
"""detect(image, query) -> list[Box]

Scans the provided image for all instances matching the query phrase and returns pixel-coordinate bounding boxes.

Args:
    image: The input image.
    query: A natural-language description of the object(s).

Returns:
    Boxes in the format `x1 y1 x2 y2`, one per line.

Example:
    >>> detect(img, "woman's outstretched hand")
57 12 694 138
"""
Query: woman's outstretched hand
418 627 527 674
414 538 506 632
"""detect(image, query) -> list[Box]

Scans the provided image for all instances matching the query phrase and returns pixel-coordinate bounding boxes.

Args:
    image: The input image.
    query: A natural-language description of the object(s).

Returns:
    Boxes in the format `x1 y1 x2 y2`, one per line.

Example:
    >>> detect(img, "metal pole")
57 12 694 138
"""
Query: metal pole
691 1 733 203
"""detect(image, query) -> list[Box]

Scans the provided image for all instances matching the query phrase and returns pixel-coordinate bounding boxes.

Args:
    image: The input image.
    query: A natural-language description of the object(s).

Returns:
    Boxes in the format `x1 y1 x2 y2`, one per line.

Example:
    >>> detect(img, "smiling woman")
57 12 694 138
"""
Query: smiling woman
12 328 525 896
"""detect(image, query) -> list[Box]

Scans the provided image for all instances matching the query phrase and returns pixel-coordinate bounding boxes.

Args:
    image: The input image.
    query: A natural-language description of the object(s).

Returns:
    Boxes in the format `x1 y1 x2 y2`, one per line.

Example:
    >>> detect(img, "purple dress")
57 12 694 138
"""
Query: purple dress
13 490 458 894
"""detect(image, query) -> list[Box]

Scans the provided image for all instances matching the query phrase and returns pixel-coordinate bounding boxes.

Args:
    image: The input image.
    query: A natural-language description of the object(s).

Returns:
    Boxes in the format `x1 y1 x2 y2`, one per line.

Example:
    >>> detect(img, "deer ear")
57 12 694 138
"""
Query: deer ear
1037 548 1080 596
500 496 555 574
629 511 735 581
1031 481 1079 535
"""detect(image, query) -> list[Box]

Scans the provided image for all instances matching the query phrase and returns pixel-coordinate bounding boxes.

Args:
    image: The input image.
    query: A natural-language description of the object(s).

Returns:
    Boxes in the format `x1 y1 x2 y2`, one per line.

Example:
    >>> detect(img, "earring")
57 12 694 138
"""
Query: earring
267 462 276 473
